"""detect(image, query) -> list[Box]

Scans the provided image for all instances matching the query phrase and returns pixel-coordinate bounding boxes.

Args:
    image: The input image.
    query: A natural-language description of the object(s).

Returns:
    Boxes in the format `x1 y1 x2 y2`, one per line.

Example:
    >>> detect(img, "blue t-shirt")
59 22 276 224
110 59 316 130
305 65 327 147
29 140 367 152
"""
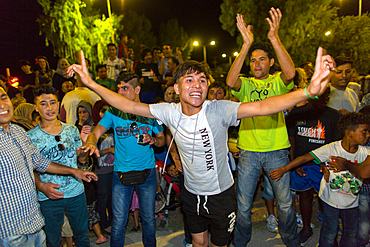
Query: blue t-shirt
98 107 163 172
28 121 84 201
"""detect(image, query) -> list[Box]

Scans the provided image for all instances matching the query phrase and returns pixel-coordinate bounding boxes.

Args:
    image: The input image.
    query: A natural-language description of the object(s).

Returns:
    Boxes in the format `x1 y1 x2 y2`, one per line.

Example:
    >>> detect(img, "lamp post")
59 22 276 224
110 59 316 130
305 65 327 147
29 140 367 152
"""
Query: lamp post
106 0 115 43
193 41 216 63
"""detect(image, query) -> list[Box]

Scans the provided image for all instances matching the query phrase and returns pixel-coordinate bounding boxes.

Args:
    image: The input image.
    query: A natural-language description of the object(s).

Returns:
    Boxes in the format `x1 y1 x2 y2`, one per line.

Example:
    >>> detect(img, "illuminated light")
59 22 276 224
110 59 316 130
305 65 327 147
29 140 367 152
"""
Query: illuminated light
325 31 331 36
233 52 239 56
10 77 19 88
210 41 216 45
222 54 227 58
193 41 199 46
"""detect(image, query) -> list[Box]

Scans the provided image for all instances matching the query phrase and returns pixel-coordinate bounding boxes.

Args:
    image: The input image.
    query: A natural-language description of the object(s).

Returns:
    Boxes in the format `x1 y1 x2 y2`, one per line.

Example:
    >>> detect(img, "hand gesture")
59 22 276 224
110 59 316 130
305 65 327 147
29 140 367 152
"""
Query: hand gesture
327 156 348 172
320 163 330 182
176 48 182 58
136 133 155 145
270 167 286 181
306 47 335 98
74 169 98 182
80 125 91 144
39 182 64 200
266 7 282 42
236 14 254 47
67 50 93 88
78 143 100 157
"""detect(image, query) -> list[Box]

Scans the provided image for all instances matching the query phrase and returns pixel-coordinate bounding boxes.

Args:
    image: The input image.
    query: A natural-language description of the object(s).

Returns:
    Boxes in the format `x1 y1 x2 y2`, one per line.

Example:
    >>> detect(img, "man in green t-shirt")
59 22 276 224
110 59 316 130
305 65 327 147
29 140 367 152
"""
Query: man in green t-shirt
95 64 116 91
226 7 299 247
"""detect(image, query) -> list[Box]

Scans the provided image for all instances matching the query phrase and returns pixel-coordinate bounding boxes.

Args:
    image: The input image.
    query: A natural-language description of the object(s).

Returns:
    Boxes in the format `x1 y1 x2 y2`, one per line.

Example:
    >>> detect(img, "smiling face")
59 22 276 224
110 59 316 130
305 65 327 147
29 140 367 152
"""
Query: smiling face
174 72 208 115
144 52 152 64
34 93 59 122
331 63 352 90
39 59 47 70
0 88 13 131
107 45 117 59
163 45 172 58
250 49 274 80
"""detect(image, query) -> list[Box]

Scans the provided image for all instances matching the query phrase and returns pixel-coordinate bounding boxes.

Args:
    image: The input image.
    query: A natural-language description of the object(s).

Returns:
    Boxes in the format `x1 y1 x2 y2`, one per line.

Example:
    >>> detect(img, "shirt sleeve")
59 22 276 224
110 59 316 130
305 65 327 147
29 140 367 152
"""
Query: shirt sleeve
98 110 114 131
28 139 51 172
310 143 332 164
151 118 164 134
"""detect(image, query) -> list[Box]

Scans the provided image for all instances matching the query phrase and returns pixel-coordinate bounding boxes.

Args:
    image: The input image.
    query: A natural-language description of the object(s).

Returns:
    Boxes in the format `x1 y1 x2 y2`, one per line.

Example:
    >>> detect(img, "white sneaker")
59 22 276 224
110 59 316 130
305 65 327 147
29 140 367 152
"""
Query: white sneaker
266 214 278 233
296 213 316 229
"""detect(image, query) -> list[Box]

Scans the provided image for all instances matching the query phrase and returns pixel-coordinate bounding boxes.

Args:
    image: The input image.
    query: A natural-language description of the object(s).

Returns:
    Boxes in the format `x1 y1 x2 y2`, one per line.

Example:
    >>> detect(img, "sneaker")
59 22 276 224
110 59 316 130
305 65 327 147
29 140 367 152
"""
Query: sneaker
317 212 323 222
298 230 313 246
296 213 316 229
183 239 192 247
96 236 109 245
266 214 278 233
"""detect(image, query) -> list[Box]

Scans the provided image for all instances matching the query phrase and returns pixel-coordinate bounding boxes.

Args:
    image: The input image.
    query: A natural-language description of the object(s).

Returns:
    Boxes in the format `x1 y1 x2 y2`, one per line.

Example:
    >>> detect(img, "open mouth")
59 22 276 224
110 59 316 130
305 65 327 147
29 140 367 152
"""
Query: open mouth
189 92 202 98
0 110 9 115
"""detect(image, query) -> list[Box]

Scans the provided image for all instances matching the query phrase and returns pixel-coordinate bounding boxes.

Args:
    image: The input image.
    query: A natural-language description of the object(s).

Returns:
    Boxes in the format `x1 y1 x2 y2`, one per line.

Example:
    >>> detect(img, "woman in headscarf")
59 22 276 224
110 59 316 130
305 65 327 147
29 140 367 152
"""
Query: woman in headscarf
35 56 55 87
92 100 110 126
12 103 35 131
75 100 93 132
52 58 75 94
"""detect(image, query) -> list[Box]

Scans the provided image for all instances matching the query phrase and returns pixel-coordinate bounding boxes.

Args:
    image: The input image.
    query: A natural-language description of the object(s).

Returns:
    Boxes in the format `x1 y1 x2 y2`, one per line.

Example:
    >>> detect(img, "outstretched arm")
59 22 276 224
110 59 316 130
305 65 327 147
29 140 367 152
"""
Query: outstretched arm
45 162 98 182
328 155 370 178
67 51 154 119
267 7 295 84
270 153 314 181
237 47 334 119
226 14 254 91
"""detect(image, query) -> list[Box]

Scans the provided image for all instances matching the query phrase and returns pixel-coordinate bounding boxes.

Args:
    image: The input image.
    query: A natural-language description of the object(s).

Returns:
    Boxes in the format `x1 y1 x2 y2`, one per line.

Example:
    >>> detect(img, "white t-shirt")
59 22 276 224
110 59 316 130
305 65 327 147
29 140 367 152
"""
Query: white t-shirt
311 141 369 209
327 85 359 112
103 57 126 81
149 100 241 195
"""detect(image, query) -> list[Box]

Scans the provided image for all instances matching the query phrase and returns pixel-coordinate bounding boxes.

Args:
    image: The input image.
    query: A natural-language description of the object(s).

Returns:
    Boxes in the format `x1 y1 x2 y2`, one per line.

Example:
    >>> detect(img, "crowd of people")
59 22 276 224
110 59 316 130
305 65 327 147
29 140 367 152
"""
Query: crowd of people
2 6 370 247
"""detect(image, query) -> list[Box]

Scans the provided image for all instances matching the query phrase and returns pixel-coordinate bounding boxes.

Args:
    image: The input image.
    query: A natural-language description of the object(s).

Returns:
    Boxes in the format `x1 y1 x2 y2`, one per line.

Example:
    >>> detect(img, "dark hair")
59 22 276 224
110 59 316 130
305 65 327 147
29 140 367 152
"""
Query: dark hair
31 110 40 122
152 96 164 103
173 60 211 84
19 60 31 67
338 112 370 139
141 48 152 61
162 43 171 48
36 56 51 73
152 46 161 53
300 62 312 68
248 42 274 59
85 58 91 67
168 56 179 67
335 56 353 67
165 163 176 173
96 64 107 72
33 85 57 103
360 105 370 116
116 72 140 88
208 81 227 94
269 63 281 75
107 43 117 49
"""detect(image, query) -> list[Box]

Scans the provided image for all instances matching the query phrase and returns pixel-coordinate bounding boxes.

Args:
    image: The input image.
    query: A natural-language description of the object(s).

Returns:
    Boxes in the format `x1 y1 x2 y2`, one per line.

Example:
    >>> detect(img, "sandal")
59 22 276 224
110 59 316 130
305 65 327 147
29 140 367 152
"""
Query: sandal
131 225 140 232
96 236 108 245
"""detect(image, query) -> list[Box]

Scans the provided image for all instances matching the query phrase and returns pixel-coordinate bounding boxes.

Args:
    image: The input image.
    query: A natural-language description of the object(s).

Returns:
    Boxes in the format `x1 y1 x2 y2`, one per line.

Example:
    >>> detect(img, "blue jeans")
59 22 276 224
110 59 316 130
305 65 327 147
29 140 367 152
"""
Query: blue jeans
39 193 89 247
357 186 370 246
0 229 46 247
319 201 358 247
95 172 113 230
111 169 157 247
234 149 299 247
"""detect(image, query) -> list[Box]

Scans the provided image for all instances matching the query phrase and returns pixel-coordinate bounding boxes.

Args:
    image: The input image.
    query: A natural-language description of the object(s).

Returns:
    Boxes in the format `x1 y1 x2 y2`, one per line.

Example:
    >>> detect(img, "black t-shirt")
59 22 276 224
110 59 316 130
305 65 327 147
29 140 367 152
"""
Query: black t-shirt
19 72 36 103
287 104 340 161
134 63 161 92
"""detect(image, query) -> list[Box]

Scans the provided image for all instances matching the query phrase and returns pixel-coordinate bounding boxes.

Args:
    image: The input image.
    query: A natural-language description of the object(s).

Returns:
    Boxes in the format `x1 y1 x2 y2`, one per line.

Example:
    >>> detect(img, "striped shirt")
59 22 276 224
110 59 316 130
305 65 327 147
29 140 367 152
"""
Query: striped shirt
0 124 50 239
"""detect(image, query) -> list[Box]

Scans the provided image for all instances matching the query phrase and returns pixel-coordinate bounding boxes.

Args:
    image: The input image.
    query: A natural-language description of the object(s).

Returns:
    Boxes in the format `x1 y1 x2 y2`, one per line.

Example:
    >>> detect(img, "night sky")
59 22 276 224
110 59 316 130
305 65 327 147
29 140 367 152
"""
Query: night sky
1 0 368 77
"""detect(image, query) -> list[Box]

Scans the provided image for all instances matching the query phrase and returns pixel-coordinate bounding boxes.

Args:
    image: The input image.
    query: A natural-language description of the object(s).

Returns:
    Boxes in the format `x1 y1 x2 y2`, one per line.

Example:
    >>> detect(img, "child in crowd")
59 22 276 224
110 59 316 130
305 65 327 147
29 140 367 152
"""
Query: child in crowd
270 112 370 246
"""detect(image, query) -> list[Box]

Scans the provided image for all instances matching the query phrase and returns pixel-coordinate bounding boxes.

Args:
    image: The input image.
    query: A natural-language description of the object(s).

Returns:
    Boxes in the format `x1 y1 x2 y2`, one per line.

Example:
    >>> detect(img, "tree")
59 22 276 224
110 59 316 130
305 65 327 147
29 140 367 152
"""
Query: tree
119 10 157 61
37 0 122 66
158 19 193 60
218 0 370 73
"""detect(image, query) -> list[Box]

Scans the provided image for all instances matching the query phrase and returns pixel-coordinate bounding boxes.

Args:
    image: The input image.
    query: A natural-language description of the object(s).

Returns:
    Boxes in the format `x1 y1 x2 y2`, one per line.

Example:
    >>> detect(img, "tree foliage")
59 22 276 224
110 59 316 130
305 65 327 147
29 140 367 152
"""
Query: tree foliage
37 0 122 66
158 19 194 60
219 0 370 73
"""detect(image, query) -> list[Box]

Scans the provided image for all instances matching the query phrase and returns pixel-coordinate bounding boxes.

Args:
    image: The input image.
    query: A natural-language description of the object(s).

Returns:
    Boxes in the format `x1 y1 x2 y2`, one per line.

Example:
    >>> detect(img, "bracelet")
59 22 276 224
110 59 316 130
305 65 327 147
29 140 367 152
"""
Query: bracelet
304 86 318 99
86 142 97 146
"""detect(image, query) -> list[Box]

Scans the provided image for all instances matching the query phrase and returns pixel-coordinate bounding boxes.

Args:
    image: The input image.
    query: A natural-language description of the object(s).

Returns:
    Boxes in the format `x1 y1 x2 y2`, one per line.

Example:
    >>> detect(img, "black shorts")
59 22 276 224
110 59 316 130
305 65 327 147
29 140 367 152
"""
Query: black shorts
180 185 236 246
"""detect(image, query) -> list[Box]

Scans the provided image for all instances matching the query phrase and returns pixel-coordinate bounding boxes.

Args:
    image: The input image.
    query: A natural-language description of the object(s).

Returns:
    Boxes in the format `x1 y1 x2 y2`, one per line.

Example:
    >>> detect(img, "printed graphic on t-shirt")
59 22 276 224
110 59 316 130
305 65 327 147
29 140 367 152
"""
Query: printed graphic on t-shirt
329 171 361 196
297 120 326 144
249 82 272 102
199 127 215 172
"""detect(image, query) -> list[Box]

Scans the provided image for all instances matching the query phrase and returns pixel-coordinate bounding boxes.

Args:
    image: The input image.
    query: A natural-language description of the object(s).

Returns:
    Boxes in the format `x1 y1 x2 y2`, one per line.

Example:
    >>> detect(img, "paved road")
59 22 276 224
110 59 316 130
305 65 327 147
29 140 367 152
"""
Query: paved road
87 181 323 246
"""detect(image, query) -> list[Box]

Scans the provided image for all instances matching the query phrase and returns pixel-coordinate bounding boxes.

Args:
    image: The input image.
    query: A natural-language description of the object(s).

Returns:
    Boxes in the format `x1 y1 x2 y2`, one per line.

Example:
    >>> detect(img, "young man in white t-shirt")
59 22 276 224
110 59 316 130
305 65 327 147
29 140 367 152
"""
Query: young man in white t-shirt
270 112 370 246
69 48 333 247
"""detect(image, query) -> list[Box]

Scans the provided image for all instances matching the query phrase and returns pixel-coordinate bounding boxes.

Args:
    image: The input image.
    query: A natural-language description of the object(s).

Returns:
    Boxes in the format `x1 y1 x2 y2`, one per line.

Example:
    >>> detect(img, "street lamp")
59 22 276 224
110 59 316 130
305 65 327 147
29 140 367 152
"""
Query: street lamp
325 31 331 36
193 41 216 63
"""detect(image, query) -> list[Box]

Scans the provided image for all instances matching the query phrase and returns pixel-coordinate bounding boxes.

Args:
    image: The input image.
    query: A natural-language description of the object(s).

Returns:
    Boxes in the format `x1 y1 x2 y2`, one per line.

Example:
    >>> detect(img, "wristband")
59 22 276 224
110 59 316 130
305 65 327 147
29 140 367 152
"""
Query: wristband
305 86 318 99
86 142 97 146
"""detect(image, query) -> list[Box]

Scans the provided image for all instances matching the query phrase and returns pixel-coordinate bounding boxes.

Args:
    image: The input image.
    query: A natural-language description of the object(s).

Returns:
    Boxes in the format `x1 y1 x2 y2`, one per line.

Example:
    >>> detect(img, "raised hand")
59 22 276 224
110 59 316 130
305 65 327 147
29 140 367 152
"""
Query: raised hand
67 50 92 87
306 47 335 97
236 14 254 47
80 125 91 144
266 7 282 42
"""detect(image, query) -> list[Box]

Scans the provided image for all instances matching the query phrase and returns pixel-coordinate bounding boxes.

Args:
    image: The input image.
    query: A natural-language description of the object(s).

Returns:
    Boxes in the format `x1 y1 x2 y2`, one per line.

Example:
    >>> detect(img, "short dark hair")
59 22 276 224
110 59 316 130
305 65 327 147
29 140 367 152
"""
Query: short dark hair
141 48 152 61
248 42 274 59
338 112 370 139
208 81 227 94
33 85 57 103
335 56 353 67
85 58 91 67
173 60 210 84
19 60 31 67
152 46 161 53
96 64 107 72
107 43 117 49
168 56 179 67
116 72 140 89
162 43 171 48
300 62 312 68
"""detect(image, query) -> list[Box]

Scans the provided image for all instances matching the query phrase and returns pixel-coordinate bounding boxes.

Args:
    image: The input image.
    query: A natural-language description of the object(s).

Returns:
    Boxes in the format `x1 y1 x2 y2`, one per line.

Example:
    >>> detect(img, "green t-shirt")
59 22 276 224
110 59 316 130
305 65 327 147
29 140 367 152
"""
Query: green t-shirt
232 73 293 152
96 78 117 90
